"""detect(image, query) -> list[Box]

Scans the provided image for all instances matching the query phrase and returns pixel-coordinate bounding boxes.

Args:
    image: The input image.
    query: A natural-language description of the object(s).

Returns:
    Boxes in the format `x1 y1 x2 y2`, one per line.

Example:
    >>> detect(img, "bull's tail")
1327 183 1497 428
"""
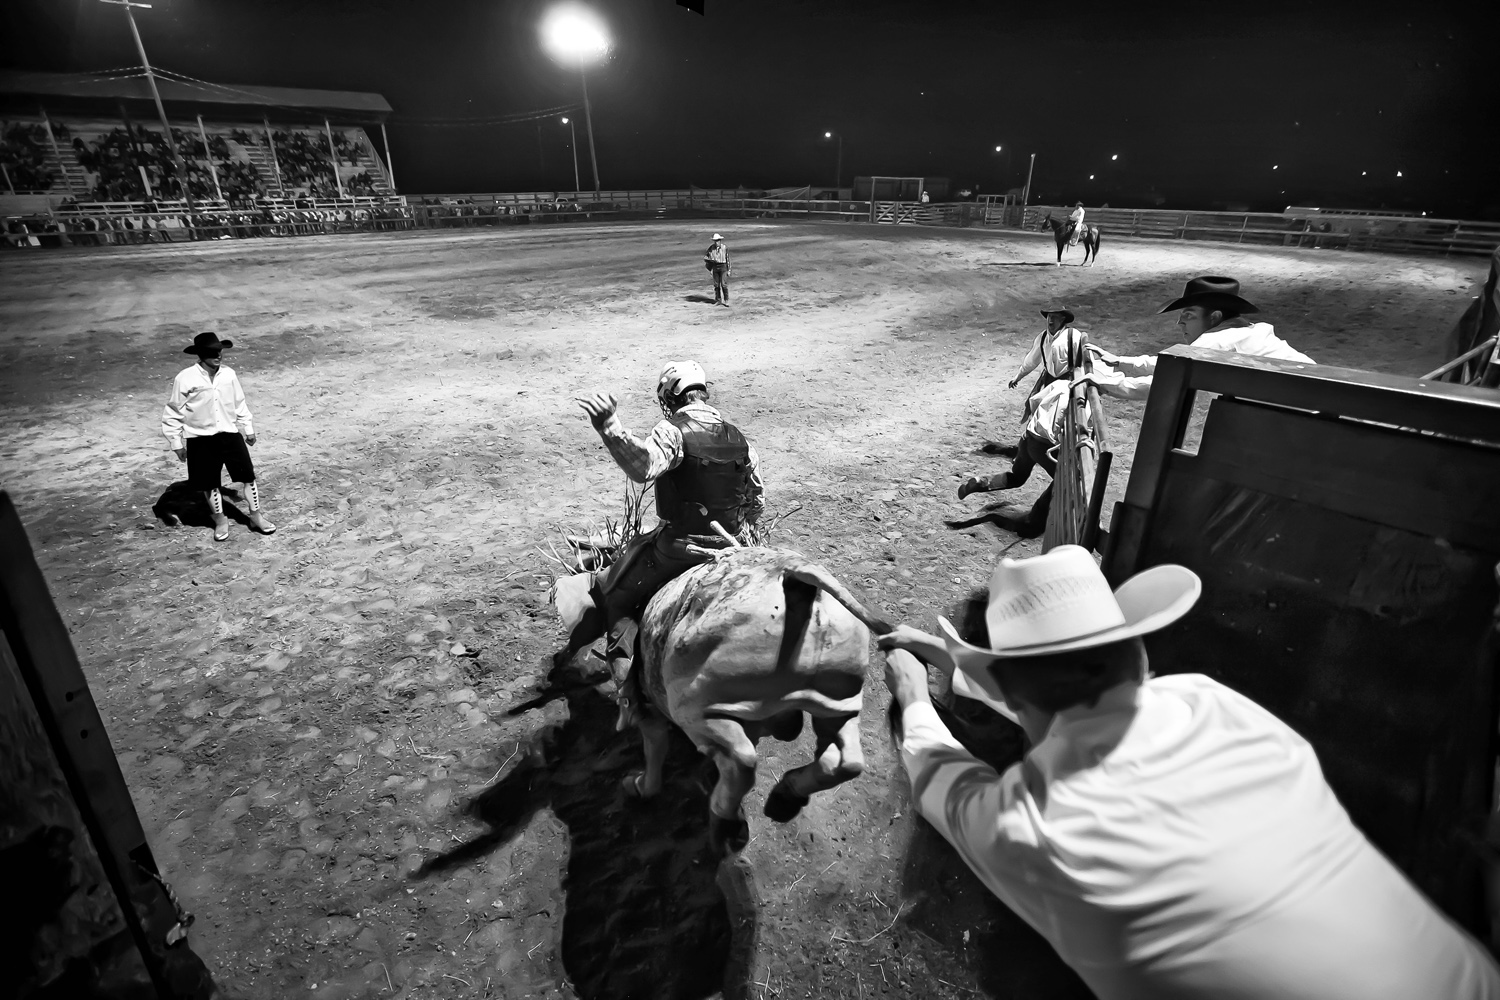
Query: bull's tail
782 561 893 635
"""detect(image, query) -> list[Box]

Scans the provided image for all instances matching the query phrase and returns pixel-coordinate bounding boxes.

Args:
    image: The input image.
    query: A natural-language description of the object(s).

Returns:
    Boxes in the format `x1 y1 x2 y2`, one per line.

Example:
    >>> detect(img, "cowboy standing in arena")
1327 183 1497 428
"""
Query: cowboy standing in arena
558 361 764 729
1006 306 1088 417
878 546 1500 1000
1066 201 1086 246
161 332 276 541
1081 276 1314 400
957 375 1087 538
704 233 731 306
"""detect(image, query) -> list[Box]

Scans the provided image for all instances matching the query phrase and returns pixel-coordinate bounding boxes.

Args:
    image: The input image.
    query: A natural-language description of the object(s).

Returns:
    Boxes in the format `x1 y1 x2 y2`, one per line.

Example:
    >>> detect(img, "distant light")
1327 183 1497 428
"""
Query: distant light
1110 154 1118 161
1361 170 1366 176
1089 174 1095 180
825 131 832 138
995 145 1002 152
1273 165 1279 170
539 3 611 67
1397 170 1403 177
561 117 570 124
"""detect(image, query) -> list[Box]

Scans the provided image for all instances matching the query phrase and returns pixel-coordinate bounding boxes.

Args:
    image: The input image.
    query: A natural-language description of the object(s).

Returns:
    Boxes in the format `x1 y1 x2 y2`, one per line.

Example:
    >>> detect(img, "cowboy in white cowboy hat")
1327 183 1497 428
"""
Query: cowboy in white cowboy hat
161 332 276 541
1080 276 1315 400
703 233 731 306
879 545 1500 1000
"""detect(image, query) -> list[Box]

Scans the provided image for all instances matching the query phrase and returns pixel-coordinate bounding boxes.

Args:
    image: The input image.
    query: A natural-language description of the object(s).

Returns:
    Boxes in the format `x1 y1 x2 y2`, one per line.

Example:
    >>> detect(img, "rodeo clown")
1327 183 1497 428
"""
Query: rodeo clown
557 361 765 729
161 332 276 541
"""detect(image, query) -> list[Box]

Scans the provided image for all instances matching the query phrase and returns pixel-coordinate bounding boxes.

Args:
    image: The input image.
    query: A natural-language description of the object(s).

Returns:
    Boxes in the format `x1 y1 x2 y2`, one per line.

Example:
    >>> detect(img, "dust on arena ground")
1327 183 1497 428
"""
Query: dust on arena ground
0 221 1484 999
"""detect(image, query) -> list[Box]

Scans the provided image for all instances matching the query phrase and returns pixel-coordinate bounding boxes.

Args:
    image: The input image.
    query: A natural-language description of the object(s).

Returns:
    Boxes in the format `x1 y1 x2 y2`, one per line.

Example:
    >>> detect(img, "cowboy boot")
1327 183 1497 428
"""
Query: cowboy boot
958 472 1012 500
606 618 641 731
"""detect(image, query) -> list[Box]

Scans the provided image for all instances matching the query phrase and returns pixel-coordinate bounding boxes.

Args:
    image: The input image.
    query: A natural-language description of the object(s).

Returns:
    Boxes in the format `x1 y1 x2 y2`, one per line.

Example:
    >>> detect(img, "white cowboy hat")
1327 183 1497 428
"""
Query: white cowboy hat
711 233 724 240
939 545 1201 717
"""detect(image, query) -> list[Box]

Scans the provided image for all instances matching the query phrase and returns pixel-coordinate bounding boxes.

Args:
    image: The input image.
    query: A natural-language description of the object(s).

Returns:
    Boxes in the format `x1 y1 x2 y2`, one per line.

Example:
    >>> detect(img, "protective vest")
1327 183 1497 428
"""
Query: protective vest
655 412 754 535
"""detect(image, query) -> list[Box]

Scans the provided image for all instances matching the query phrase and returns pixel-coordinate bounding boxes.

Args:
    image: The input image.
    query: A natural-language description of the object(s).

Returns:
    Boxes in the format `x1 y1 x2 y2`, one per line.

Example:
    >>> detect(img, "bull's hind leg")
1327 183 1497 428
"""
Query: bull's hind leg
764 712 865 822
700 717 758 855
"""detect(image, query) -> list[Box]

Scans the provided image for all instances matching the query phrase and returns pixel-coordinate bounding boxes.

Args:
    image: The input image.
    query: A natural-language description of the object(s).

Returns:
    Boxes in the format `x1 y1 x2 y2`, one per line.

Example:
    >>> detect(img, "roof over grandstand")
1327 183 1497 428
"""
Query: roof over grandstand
0 69 391 119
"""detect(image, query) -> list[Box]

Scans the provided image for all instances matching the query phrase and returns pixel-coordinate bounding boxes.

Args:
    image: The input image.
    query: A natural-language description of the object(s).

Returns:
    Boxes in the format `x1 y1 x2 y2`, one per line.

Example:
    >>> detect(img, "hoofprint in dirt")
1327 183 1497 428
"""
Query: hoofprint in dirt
0 222 1484 998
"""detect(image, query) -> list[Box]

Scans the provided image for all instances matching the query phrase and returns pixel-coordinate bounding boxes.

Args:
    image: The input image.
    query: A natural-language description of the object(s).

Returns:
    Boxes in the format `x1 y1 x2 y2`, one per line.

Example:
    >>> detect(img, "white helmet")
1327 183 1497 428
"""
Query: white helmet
657 360 708 411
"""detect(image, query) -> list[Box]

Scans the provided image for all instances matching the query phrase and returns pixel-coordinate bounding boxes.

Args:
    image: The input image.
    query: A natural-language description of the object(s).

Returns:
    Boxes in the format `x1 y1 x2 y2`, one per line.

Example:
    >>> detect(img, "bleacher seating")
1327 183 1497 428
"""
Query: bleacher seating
0 115 395 203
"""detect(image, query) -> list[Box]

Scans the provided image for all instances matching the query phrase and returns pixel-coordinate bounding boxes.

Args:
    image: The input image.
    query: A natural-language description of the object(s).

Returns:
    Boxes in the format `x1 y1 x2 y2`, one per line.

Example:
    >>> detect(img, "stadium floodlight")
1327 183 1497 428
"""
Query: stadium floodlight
540 4 609 193
541 4 610 66
98 0 195 210
824 130 843 189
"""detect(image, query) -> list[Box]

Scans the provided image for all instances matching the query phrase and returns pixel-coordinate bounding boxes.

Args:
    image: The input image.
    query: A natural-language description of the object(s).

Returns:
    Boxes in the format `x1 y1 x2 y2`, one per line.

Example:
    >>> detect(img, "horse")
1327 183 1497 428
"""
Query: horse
1040 212 1101 267
547 545 890 855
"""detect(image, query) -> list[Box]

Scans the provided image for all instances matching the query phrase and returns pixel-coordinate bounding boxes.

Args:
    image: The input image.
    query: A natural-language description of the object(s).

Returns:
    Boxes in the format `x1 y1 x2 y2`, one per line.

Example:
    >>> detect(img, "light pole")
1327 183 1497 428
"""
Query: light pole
540 4 610 194
99 0 194 210
824 130 842 190
561 116 581 194
1022 152 1037 207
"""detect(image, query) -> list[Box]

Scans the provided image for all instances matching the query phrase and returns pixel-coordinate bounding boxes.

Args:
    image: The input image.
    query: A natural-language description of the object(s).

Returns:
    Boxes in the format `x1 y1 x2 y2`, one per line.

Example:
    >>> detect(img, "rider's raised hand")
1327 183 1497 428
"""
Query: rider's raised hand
577 392 619 428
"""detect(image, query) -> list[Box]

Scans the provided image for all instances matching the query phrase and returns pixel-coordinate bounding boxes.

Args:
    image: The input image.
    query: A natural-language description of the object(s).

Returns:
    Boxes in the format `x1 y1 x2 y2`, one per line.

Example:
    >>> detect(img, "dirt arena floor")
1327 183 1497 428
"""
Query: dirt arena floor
0 220 1486 1000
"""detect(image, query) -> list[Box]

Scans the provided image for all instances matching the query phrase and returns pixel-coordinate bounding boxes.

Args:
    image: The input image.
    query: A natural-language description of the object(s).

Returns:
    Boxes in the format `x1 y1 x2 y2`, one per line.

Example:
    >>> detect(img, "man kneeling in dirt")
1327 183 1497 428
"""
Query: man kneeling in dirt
558 360 764 730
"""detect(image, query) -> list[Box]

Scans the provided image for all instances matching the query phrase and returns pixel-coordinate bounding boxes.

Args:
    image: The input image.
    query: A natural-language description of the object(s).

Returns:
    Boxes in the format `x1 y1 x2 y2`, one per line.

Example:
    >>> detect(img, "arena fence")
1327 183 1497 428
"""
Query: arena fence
1046 368 1112 555
7 188 1498 258
1020 205 1500 257
3 196 414 246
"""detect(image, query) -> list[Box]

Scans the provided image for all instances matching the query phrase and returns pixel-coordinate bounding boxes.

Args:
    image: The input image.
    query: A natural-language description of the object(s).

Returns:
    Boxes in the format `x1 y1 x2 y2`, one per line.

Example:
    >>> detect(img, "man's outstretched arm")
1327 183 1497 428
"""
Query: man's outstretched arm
578 392 682 482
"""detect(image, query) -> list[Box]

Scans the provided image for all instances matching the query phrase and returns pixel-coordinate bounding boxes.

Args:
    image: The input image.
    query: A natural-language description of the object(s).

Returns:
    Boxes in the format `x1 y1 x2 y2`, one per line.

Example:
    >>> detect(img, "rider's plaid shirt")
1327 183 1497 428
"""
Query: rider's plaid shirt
597 401 765 521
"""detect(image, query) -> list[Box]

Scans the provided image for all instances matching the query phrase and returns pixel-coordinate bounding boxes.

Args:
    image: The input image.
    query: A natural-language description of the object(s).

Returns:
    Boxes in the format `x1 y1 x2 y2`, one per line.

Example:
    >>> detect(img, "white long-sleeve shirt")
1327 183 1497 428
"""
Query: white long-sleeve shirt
1091 320 1314 400
899 673 1500 1000
161 363 254 451
1023 378 1089 445
1014 326 1087 384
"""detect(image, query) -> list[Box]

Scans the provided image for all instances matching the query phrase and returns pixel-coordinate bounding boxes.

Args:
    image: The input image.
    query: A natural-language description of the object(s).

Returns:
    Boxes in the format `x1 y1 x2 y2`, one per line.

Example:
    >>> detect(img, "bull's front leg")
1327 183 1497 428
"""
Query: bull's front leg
622 708 672 799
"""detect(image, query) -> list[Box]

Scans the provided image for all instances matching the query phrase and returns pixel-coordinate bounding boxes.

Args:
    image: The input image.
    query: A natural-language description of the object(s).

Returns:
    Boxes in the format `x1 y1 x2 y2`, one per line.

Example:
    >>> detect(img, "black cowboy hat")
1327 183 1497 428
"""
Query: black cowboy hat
183 332 234 355
1157 276 1259 315
1039 307 1076 324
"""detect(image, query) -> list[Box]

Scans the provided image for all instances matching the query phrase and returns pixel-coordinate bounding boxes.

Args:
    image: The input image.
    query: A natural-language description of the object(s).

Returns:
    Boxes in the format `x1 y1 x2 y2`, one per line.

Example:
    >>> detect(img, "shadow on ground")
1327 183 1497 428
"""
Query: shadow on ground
150 481 249 529
683 294 719 304
944 507 1039 539
900 698 1095 999
416 679 751 1000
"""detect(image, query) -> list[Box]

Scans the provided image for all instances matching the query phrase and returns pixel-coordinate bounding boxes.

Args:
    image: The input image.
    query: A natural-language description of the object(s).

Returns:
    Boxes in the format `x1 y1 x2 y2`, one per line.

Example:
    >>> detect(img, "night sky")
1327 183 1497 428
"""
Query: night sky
4 0 1497 216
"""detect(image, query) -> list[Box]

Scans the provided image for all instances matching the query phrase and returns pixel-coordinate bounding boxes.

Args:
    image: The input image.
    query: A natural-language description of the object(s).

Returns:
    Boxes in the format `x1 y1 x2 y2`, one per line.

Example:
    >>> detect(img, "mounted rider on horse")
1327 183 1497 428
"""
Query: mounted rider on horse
559 361 764 731
1066 201 1087 247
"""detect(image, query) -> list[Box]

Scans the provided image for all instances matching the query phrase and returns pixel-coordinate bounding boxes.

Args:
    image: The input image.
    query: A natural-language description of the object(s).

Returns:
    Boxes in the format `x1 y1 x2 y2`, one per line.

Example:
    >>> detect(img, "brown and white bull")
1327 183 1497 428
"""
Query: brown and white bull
552 546 890 854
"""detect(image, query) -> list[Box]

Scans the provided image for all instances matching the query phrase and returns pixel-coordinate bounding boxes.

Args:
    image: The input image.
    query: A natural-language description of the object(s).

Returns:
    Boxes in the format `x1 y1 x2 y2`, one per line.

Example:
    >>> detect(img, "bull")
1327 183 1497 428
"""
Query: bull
550 545 889 855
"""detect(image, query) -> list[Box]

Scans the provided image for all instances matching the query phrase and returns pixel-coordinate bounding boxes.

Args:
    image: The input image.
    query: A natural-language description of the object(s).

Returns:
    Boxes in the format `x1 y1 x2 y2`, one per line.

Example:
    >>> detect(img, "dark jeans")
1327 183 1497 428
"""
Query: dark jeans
710 264 729 300
976 431 1055 527
560 528 719 693
185 432 255 490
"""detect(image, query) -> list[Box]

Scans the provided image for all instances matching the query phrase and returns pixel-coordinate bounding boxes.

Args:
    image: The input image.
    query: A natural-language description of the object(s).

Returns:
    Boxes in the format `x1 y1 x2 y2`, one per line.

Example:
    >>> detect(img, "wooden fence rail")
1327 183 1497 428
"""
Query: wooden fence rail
1020 205 1500 257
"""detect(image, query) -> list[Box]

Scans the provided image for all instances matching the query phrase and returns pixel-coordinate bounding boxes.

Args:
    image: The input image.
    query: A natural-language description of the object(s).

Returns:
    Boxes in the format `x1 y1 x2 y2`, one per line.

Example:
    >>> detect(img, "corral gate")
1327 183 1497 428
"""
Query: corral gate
1101 347 1500 937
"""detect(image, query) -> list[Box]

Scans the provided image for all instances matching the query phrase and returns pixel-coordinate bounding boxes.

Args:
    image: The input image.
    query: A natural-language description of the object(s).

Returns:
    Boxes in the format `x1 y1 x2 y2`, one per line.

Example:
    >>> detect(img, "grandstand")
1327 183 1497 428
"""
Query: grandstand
0 69 399 213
